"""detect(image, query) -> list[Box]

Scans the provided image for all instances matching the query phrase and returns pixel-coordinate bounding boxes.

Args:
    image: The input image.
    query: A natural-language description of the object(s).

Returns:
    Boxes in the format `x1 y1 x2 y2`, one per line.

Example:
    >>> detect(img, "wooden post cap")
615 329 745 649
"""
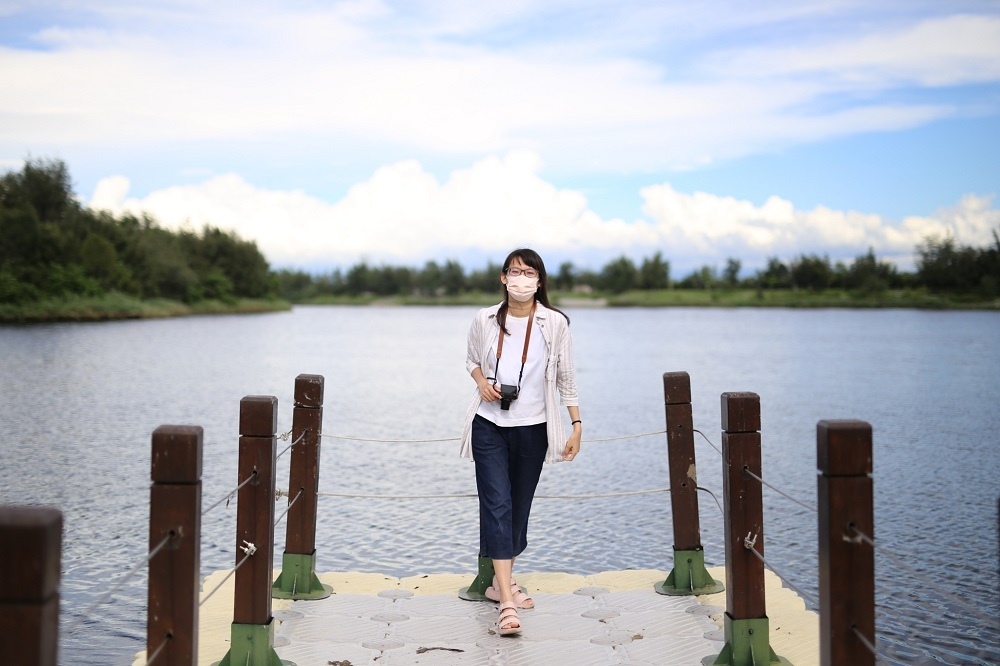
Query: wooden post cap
239 395 278 436
0 506 62 601
817 420 873 476
294 374 325 408
662 372 692 405
151 425 203 483
720 392 761 432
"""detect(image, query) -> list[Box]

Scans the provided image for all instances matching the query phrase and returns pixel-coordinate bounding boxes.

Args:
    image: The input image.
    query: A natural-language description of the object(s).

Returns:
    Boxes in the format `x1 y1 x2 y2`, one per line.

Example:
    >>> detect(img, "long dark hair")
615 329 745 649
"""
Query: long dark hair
497 248 569 334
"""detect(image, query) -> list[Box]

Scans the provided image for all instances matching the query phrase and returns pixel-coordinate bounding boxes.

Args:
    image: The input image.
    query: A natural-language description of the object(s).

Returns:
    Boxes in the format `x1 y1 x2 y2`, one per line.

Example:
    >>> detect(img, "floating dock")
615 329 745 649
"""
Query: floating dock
134 566 818 666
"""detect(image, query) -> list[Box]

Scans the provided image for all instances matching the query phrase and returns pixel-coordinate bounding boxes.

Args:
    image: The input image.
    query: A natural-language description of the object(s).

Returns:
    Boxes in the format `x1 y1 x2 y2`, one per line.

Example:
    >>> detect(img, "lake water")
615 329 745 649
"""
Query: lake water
1 306 998 665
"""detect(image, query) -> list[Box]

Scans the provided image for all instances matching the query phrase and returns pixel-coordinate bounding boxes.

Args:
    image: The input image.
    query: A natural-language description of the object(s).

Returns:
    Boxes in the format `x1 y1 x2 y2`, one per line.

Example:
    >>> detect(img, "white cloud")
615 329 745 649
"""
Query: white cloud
708 14 1000 87
3 3 998 173
640 182 999 270
88 152 998 274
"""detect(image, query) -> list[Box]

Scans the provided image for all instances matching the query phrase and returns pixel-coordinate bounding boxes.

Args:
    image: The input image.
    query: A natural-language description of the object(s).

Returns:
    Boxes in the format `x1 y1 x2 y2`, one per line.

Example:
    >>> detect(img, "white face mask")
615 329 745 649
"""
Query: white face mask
506 274 539 302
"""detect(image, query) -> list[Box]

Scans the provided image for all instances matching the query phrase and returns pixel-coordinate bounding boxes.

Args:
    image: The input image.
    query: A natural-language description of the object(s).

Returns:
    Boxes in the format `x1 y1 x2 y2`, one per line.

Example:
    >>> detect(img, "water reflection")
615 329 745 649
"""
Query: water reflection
1 306 998 664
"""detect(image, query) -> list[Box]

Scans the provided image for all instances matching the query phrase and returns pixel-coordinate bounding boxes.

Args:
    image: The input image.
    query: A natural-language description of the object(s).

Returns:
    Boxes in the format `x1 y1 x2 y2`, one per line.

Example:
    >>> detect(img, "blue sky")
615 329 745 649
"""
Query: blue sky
2 1 999 276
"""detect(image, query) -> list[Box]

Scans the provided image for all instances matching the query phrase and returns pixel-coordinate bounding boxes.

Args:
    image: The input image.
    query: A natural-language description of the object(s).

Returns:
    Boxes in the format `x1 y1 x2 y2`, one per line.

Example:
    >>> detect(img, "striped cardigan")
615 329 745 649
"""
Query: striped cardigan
460 301 579 464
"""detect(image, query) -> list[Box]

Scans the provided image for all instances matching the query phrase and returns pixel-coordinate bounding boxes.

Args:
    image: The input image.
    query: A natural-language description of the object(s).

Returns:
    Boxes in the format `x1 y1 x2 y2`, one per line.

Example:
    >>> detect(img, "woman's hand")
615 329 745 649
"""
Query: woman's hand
478 380 501 402
563 425 581 461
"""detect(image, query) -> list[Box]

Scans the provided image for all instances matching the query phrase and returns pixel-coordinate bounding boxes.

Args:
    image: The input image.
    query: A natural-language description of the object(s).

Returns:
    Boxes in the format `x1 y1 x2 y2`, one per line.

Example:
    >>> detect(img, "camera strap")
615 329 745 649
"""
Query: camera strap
494 301 536 391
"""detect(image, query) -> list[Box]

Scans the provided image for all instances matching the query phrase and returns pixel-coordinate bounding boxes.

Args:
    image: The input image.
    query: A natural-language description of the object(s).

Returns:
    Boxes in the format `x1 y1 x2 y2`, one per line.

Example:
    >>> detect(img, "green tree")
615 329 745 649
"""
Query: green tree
0 200 42 270
678 265 718 289
419 260 444 296
553 261 576 291
790 254 833 291
722 258 741 287
601 256 638 293
440 260 466 296
845 248 897 293
468 262 503 292
639 252 670 290
273 269 319 301
182 226 271 298
81 233 122 286
917 234 980 291
17 158 76 226
756 257 791 289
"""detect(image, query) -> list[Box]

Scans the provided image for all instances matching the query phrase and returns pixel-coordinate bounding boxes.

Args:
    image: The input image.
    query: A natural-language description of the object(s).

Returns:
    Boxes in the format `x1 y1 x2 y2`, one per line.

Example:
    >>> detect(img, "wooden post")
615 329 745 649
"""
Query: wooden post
213 395 291 666
0 506 62 666
818 420 875 666
703 392 788 666
286 375 322 555
147 425 203 666
656 371 723 596
272 374 332 600
666 372 701 549
721 391 765 620
234 395 278 625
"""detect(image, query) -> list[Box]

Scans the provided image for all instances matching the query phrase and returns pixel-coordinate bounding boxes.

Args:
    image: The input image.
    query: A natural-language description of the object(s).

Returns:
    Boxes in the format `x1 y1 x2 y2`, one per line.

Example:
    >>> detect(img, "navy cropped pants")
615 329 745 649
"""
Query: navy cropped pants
471 414 548 560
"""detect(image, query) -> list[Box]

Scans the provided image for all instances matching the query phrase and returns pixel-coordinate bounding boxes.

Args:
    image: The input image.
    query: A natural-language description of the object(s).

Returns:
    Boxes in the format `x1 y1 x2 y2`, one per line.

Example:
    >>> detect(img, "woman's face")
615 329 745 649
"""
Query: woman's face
500 257 540 286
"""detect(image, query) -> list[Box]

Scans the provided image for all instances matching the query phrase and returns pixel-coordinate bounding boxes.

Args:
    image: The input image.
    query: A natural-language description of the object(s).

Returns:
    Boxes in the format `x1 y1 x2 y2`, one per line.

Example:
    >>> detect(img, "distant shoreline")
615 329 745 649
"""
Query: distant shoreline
0 296 292 324
3 288 996 324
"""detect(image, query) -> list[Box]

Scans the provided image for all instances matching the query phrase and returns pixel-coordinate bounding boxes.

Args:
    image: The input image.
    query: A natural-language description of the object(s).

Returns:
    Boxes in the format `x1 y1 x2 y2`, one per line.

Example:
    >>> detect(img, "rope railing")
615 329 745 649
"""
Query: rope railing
692 428 722 456
143 635 170 666
695 429 821 517
278 486 672 501
743 465 817 513
697 485 724 516
64 532 174 635
199 540 257 608
285 426 674 502
850 626 881 663
849 526 997 626
319 429 666 444
742 537 820 611
276 428 308 459
274 488 303 526
201 470 258 516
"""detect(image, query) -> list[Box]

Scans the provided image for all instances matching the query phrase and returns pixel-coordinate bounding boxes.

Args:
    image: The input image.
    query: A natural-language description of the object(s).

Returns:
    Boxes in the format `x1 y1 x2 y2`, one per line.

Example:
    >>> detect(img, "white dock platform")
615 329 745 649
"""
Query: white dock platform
134 567 819 666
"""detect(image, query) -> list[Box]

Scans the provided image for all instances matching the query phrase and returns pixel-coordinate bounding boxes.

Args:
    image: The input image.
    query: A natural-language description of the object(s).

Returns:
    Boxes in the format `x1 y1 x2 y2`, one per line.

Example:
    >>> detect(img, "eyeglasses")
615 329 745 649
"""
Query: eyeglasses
506 267 538 278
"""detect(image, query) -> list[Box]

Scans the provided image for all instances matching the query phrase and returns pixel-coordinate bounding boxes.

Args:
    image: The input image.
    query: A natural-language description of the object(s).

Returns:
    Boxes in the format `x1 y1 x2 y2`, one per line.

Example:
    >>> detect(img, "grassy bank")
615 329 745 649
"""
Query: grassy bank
600 288 1000 309
299 288 999 310
2 288 996 323
0 293 292 323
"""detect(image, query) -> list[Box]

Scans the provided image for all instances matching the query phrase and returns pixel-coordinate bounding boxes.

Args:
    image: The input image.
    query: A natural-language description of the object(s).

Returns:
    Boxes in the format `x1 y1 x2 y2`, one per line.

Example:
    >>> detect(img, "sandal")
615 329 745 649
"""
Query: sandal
484 577 535 609
497 603 521 636
509 579 535 609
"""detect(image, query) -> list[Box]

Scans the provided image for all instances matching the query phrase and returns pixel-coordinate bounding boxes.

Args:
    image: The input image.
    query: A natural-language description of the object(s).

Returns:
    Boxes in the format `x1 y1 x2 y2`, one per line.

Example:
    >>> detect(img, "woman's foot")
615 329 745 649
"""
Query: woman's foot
485 577 535 609
509 578 534 609
497 603 521 636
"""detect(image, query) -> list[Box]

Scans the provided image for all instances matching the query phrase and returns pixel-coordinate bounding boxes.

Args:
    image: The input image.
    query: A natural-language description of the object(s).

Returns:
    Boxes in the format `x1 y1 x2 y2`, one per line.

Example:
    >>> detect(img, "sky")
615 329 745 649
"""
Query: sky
2 0 999 277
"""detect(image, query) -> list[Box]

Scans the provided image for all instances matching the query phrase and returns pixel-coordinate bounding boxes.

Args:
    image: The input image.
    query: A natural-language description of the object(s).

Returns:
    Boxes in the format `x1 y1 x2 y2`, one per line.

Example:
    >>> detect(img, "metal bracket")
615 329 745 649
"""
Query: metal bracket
702 614 792 666
458 555 496 602
656 547 725 596
272 551 333 600
211 620 295 666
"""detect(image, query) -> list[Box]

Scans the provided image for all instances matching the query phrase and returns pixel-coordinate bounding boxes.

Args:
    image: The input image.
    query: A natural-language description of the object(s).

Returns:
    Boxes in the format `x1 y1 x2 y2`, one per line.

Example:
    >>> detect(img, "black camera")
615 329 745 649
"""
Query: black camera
499 384 519 410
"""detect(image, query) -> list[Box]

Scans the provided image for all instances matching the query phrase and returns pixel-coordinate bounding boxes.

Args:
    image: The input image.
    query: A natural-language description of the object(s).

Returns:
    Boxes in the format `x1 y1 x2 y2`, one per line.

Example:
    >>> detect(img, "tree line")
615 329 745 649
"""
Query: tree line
274 237 1000 300
1 159 272 305
3 159 998 306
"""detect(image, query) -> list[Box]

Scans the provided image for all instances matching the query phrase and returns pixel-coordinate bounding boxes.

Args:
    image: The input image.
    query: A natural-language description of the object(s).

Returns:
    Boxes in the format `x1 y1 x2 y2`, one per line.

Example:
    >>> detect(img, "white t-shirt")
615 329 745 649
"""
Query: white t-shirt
477 313 546 426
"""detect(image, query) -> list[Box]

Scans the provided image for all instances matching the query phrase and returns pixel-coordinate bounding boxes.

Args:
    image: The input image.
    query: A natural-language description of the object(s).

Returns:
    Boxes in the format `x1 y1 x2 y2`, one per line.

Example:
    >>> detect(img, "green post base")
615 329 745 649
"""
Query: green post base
702 615 792 666
272 551 333 600
655 548 725 596
458 555 496 601
211 621 295 666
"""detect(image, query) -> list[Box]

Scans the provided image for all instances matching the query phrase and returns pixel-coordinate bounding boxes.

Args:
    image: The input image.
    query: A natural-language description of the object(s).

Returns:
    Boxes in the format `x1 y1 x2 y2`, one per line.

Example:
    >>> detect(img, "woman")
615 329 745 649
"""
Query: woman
460 248 582 636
